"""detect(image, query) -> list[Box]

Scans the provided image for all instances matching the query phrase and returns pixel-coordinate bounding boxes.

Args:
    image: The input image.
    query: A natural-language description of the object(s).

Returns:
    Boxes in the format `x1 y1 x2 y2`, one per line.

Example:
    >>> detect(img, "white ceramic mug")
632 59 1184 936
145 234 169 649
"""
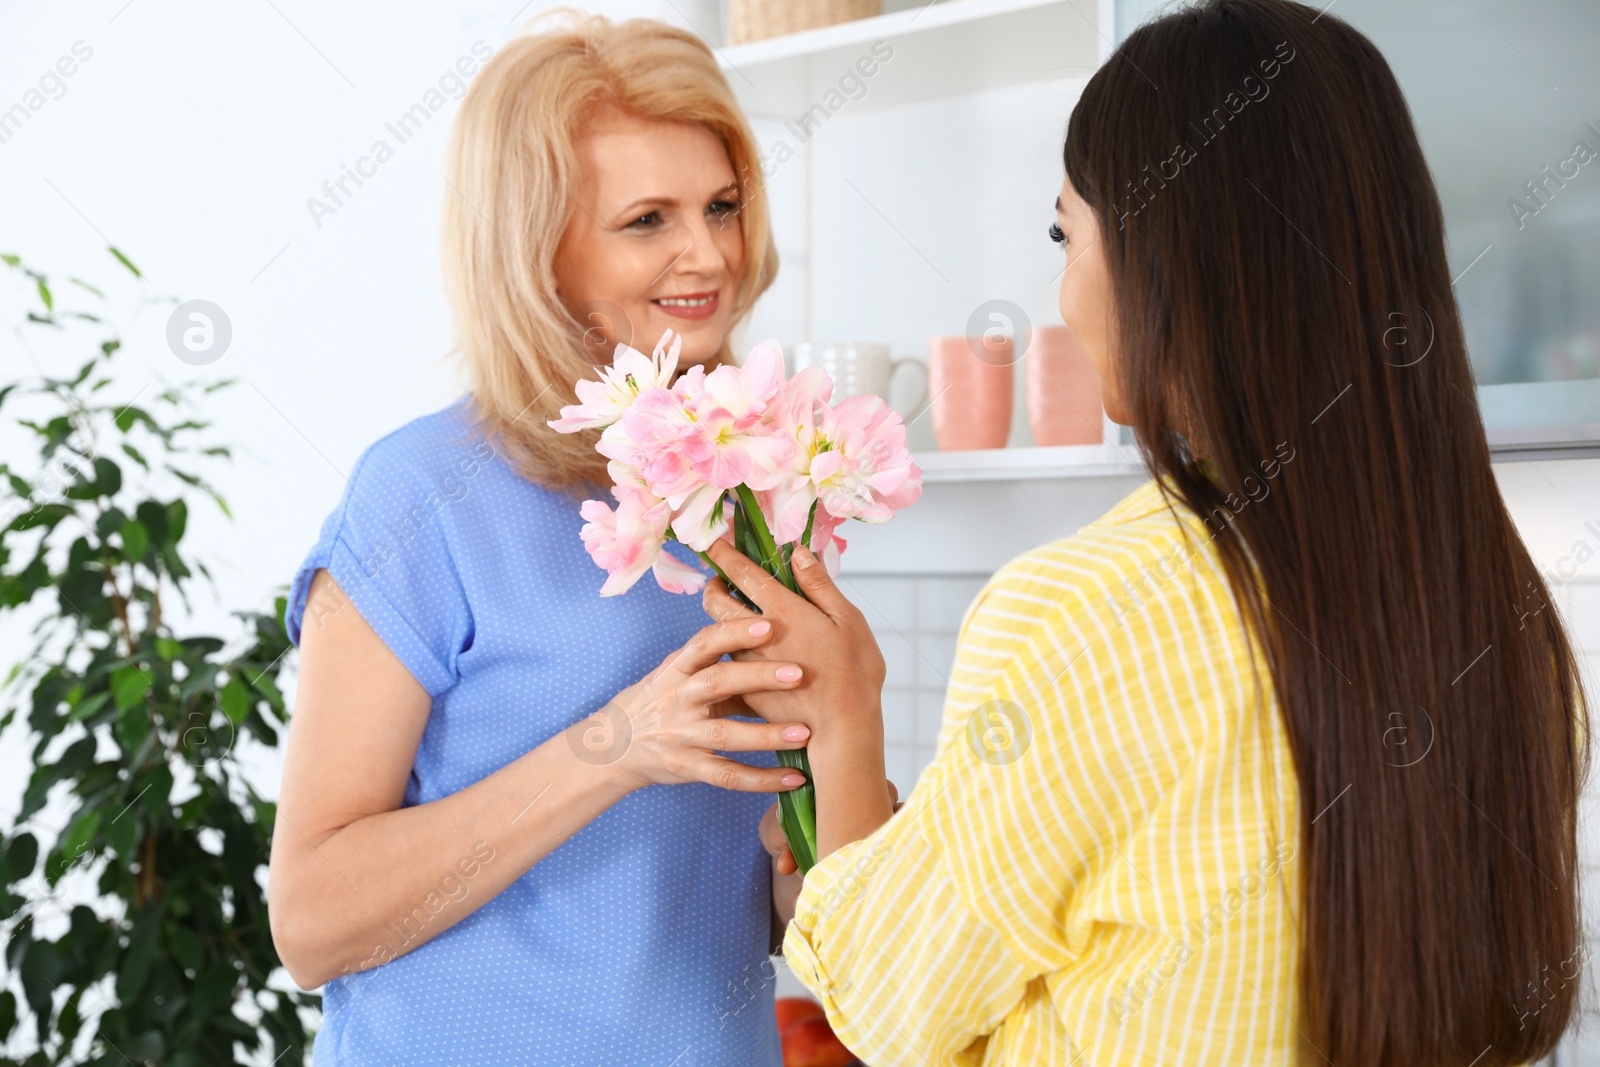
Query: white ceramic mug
793 341 928 417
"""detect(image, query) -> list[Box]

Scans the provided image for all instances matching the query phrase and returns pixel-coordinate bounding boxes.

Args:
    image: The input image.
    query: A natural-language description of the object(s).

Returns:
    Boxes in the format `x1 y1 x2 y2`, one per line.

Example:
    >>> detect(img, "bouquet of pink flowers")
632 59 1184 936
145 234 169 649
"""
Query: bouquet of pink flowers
550 330 922 872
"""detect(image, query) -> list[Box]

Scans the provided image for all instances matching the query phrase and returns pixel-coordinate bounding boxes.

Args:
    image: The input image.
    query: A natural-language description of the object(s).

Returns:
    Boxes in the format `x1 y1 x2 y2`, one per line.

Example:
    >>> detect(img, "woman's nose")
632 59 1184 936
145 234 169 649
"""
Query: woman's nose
669 219 730 279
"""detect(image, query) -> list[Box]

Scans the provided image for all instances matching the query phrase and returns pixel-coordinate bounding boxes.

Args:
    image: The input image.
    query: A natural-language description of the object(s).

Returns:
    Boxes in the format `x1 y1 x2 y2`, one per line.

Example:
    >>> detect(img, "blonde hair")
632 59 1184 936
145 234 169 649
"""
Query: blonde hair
440 10 778 492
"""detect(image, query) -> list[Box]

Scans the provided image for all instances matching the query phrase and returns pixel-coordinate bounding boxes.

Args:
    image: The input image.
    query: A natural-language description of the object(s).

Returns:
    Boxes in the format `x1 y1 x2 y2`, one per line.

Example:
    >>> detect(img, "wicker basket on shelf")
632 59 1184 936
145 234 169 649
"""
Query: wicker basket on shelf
727 0 883 44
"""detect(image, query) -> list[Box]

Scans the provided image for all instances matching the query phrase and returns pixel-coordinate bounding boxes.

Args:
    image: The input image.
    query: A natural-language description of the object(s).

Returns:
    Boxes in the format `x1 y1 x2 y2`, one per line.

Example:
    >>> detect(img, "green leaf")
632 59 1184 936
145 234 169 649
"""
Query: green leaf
6 832 39 882
108 246 142 277
69 275 105 298
120 1029 165 1061
64 689 111 726
191 961 238 1021
134 499 168 549
62 809 101 858
246 669 284 713
120 442 149 469
110 666 149 712
36 277 52 312
92 456 121 497
168 922 202 972
220 678 250 726
94 506 127 541
117 903 162 1001
20 737 96 824
57 987 82 1045
114 405 152 433
155 637 183 661
119 518 148 561
19 941 57 1024
105 802 136 859
115 700 150 765
7 502 71 533
167 497 188 544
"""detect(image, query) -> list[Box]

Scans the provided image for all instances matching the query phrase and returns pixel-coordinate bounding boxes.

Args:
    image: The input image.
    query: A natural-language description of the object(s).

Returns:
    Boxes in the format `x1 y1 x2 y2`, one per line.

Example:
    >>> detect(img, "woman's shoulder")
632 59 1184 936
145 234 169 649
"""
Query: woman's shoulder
963 478 1222 639
937 476 1264 763
294 397 514 602
345 396 504 494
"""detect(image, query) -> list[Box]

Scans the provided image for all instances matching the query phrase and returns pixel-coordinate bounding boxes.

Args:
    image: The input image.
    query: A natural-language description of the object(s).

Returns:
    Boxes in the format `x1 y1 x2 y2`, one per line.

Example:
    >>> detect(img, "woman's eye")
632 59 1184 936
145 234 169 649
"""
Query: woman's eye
708 199 741 221
627 211 661 230
1049 222 1067 246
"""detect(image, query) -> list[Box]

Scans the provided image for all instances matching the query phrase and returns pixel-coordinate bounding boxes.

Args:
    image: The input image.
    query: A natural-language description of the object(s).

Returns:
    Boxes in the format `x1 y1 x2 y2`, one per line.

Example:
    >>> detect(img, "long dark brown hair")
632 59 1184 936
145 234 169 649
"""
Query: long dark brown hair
1064 1 1589 1062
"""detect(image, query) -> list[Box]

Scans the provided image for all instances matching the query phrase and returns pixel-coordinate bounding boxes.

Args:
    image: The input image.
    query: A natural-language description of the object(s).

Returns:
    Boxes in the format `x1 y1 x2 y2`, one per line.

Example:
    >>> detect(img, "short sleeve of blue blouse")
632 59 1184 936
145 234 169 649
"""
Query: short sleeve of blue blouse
284 419 492 697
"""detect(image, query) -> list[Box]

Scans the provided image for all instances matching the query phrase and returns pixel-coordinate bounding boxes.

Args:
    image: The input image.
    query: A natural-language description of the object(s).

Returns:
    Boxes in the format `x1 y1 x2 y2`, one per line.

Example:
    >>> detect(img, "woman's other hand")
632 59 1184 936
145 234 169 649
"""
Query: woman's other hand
595 616 814 793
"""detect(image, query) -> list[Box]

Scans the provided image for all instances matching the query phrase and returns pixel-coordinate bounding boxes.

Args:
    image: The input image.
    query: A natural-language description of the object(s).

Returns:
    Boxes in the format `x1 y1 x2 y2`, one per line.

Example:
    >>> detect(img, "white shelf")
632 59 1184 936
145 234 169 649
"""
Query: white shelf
720 0 1084 70
915 442 1144 481
717 0 1102 115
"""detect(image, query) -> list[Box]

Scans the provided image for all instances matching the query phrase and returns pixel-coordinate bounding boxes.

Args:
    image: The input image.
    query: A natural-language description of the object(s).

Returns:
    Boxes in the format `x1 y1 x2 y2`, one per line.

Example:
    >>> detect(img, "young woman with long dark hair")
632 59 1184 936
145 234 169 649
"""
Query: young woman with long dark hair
701 0 1591 1063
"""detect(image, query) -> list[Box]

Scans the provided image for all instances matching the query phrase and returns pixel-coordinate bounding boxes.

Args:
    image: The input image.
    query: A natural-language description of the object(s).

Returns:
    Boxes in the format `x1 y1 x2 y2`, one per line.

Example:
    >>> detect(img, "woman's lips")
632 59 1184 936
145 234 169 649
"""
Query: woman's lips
652 290 719 321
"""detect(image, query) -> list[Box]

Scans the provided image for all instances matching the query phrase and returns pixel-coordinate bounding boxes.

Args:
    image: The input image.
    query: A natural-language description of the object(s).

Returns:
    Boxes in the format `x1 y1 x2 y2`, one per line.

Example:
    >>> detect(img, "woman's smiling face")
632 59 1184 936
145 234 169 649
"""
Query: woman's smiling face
1054 174 1128 424
554 108 746 368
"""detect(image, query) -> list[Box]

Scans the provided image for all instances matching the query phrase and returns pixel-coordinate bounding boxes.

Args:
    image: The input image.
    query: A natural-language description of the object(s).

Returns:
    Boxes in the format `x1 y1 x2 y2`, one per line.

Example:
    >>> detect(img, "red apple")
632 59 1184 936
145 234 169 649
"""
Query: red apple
781 1015 855 1067
775 996 826 1034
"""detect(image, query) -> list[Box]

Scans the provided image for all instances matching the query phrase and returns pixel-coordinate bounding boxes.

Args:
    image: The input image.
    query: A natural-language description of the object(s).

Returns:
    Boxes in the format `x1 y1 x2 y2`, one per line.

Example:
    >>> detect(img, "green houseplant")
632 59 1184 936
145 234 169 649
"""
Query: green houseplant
0 250 314 1065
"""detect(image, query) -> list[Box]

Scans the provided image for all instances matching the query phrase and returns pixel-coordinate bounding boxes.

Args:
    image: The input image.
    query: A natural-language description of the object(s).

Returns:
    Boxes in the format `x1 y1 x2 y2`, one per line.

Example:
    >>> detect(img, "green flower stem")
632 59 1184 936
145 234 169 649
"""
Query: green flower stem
727 487 819 872
733 484 798 593
692 546 734 587
690 545 758 612
776 747 818 873
667 525 756 611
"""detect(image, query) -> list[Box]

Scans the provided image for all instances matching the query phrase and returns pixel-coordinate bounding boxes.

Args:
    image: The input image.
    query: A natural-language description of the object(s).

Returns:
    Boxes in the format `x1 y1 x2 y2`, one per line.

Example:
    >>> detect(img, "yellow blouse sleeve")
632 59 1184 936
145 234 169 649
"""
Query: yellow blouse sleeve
781 757 1032 1066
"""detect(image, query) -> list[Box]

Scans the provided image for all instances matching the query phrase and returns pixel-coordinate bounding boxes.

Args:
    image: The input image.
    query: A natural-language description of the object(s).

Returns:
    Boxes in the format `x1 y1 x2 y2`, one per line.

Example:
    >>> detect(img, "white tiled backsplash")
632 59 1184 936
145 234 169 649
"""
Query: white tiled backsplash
836 572 990 795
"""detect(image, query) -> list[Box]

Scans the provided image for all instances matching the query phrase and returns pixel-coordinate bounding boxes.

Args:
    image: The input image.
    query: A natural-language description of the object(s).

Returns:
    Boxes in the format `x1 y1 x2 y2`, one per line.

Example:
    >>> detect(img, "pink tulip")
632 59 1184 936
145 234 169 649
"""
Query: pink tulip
577 488 706 596
548 331 682 433
806 506 847 578
618 340 794 497
649 547 711 594
668 482 734 553
767 384 923 543
765 368 834 544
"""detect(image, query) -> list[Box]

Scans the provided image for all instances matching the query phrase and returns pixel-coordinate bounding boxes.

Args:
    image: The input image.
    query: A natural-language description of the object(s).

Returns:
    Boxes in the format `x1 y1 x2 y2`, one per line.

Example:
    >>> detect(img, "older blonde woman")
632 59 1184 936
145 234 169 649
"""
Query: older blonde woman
267 14 807 1066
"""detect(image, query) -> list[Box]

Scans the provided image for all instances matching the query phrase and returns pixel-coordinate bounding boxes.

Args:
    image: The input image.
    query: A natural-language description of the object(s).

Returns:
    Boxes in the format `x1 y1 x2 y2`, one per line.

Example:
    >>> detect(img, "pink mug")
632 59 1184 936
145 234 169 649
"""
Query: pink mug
928 335 1014 451
1026 326 1103 446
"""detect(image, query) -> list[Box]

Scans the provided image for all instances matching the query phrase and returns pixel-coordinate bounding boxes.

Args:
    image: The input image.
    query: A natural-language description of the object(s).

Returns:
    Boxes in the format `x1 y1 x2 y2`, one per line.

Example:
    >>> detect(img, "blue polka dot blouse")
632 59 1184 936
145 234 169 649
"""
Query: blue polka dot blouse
283 397 781 1066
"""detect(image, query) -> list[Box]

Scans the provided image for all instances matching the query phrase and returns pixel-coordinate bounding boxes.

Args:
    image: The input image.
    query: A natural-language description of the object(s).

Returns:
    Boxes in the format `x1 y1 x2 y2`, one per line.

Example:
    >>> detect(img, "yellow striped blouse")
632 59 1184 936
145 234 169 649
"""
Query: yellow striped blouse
783 478 1304 1066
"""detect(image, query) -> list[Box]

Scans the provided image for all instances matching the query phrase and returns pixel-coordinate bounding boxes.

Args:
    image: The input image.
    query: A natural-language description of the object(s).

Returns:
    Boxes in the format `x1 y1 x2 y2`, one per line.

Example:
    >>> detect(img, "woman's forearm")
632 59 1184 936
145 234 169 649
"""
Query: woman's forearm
273 719 635 988
808 712 894 863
